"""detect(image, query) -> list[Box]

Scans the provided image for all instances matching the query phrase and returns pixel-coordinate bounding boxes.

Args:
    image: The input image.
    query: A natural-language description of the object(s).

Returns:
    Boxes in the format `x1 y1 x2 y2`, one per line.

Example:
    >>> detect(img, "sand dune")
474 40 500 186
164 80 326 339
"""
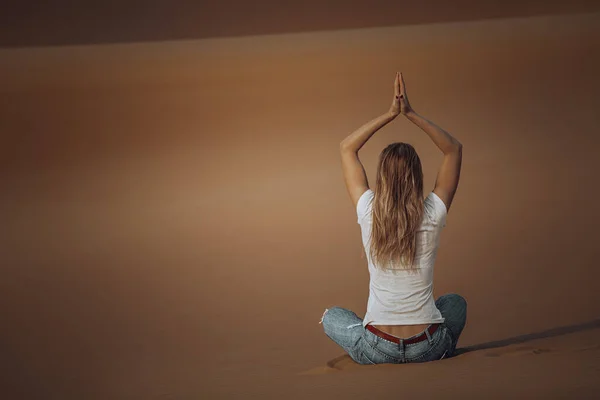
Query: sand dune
1 11 599 399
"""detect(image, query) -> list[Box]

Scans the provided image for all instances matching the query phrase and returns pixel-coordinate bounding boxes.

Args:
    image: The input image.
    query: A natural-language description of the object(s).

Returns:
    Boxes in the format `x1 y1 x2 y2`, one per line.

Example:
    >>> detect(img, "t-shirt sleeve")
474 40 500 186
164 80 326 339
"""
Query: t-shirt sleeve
356 189 374 224
429 192 448 227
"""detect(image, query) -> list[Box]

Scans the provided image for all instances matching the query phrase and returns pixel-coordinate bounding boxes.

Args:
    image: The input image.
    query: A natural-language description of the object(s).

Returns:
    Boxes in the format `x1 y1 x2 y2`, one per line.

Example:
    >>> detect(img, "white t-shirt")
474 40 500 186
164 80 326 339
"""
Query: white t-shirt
356 189 447 327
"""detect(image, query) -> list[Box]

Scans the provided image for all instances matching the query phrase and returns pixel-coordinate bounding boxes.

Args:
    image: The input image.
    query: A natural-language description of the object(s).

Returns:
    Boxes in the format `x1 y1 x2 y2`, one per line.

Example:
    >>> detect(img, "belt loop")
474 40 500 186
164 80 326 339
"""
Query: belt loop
425 324 433 345
399 338 406 363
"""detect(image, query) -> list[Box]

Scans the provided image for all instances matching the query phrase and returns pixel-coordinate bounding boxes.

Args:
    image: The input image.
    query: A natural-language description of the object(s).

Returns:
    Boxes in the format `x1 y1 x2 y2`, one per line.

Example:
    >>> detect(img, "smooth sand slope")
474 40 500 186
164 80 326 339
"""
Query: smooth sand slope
1 11 599 399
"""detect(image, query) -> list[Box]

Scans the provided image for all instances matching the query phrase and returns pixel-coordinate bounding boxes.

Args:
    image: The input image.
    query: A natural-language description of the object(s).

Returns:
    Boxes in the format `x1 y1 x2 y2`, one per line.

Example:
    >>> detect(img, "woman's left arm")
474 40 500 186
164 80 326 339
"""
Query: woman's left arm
339 111 396 153
339 73 401 208
340 112 395 207
339 72 402 152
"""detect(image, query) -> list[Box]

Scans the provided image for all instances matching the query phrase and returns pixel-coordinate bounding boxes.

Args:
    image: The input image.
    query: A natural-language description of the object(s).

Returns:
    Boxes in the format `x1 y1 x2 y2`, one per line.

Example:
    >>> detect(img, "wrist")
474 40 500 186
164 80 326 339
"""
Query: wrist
404 109 417 120
387 110 400 119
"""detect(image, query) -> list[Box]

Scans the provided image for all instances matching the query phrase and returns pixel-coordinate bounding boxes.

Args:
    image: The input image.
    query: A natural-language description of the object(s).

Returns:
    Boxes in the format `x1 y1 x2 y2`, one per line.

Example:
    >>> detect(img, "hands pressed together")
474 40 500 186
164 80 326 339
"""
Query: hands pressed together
389 71 414 118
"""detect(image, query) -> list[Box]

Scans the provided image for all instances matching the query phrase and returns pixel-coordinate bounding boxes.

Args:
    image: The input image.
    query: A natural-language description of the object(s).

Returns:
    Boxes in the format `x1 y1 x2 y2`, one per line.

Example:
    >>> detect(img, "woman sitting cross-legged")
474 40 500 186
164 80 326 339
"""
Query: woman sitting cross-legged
322 72 467 364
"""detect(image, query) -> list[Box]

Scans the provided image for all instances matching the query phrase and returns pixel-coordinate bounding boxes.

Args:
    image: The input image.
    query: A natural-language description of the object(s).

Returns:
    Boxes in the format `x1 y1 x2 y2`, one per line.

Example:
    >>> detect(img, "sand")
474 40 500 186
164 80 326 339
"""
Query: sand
1 10 599 399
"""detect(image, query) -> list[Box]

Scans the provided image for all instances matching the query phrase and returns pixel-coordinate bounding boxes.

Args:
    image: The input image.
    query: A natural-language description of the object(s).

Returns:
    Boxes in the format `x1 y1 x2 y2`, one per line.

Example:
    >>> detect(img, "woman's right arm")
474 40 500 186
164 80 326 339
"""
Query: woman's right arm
405 110 462 212
395 73 462 212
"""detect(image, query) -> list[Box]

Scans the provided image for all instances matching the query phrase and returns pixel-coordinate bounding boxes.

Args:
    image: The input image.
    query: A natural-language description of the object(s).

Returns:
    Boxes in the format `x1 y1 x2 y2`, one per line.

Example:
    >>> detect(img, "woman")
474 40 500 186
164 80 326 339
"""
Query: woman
320 72 467 364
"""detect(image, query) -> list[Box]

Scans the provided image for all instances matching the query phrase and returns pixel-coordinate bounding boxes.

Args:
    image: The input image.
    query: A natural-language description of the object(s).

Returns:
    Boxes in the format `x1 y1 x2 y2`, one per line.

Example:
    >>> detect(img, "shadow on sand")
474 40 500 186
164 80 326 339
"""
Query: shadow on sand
454 318 600 355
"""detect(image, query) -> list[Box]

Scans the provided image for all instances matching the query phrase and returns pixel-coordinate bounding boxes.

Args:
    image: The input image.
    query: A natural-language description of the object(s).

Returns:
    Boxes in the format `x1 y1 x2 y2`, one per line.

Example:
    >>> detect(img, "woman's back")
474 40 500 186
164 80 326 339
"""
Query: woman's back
357 189 448 337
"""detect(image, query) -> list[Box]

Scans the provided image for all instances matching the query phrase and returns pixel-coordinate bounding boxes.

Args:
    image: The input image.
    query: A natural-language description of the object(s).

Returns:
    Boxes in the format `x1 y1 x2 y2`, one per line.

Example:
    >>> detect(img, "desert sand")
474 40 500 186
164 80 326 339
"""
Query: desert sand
1 11 599 399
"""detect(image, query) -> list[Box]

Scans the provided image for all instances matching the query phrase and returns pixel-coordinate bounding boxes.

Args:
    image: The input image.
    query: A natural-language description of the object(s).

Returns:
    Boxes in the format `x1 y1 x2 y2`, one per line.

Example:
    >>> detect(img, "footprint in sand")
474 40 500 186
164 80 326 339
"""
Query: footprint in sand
573 344 600 352
298 355 366 375
484 346 553 357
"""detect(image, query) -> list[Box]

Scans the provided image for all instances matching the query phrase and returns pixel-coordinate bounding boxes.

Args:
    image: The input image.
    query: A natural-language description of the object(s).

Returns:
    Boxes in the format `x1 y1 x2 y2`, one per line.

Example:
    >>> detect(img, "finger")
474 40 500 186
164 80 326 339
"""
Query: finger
399 72 407 95
394 72 400 96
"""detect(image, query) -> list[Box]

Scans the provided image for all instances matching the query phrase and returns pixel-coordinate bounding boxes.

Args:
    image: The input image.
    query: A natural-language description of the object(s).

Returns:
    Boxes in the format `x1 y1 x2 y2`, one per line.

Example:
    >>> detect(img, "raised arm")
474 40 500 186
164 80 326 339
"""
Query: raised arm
406 111 462 212
397 72 462 212
339 73 402 208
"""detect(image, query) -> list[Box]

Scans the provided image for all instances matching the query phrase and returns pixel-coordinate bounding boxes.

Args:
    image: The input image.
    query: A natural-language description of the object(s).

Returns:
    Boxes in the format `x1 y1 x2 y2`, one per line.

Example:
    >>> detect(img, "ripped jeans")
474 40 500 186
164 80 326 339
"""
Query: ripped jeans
320 294 467 364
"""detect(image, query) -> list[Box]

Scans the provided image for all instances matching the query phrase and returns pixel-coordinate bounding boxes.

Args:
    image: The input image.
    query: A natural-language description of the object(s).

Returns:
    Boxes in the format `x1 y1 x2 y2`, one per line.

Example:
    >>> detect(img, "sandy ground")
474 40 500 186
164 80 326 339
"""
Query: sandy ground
1 11 599 399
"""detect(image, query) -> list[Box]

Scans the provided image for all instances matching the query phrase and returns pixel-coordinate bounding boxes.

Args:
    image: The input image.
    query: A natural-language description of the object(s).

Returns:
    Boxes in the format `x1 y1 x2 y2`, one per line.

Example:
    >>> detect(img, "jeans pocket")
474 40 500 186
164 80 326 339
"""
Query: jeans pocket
406 326 453 363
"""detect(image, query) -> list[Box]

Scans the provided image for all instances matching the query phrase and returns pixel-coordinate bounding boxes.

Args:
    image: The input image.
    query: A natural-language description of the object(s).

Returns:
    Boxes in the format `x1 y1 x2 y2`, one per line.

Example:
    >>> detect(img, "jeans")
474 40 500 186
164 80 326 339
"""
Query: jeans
321 294 467 364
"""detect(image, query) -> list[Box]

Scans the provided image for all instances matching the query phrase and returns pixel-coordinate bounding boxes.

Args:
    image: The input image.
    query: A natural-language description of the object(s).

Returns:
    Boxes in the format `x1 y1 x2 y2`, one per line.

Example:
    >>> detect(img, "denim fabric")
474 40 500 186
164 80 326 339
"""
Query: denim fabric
321 293 467 364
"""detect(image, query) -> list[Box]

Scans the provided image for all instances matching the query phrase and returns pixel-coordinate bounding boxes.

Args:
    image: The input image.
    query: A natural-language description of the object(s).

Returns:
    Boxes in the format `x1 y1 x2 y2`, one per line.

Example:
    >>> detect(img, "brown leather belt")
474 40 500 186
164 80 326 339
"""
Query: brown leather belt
366 323 440 345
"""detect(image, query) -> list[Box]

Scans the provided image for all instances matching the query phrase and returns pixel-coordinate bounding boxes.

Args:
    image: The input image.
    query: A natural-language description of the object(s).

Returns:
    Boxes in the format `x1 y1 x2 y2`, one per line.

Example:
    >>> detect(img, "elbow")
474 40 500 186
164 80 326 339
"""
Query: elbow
340 141 354 152
443 141 462 155
453 140 463 151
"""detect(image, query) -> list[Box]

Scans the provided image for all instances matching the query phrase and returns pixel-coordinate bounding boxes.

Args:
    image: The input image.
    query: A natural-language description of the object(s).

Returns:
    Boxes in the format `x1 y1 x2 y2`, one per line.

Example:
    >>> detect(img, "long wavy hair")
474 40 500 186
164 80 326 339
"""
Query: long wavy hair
367 142 424 272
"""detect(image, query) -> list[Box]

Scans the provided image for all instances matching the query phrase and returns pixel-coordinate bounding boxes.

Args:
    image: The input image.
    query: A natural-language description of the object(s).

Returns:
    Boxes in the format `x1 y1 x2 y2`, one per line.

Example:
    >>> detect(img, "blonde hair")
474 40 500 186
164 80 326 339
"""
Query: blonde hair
367 142 424 272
